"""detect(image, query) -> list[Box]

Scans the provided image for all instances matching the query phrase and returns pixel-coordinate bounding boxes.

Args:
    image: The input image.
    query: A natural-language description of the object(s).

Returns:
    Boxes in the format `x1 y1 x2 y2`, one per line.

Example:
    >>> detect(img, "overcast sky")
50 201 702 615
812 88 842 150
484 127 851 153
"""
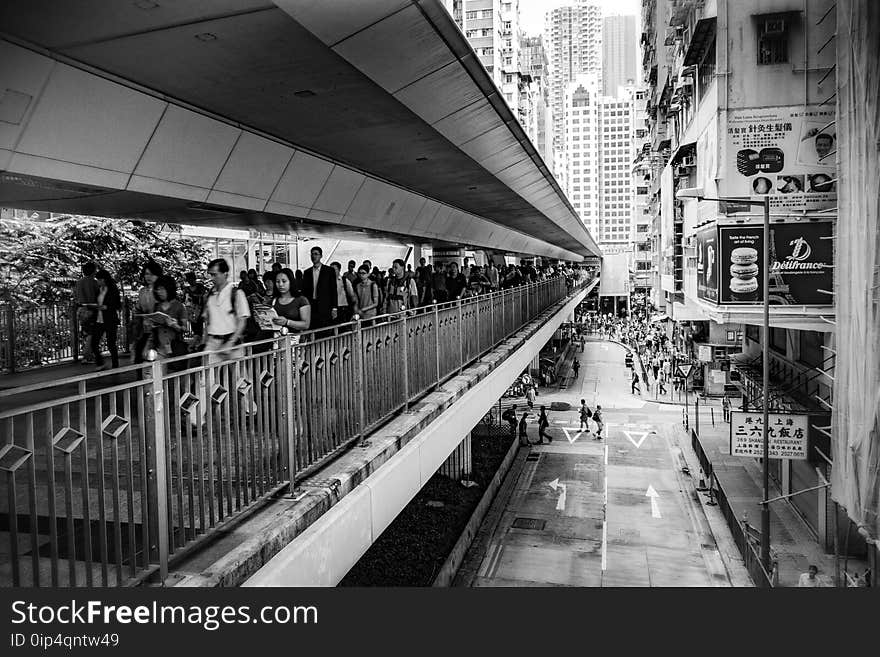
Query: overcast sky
519 0 640 36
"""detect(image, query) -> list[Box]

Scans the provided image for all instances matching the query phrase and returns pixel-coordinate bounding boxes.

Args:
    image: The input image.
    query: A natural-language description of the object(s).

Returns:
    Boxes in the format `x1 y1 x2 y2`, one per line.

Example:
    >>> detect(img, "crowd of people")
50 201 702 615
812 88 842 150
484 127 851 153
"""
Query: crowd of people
73 248 588 371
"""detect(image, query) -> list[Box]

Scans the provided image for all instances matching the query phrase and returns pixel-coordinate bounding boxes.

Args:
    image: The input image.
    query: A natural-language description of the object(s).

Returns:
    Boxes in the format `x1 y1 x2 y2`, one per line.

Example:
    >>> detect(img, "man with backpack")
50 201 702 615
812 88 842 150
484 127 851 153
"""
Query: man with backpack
384 259 419 314
579 399 592 432
202 258 251 363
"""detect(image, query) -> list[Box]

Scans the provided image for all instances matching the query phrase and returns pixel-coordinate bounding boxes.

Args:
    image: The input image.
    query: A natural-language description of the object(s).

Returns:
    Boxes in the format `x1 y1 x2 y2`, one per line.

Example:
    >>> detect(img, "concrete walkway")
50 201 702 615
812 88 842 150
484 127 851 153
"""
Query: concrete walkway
456 340 748 587
685 411 867 587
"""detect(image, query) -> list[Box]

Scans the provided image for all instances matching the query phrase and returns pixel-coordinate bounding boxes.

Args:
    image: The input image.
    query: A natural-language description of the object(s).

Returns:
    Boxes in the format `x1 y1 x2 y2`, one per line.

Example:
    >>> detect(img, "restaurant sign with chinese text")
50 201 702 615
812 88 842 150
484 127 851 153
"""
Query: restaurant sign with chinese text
729 411 808 460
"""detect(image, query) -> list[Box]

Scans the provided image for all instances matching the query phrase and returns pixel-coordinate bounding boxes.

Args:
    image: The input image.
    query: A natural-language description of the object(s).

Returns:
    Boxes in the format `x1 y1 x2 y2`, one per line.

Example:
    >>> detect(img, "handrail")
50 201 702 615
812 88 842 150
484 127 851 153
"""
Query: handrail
0 274 592 587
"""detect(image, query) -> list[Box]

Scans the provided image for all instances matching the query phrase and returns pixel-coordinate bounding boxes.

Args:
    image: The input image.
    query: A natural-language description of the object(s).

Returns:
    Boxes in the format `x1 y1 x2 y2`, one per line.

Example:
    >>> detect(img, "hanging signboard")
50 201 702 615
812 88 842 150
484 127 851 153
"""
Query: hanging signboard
714 222 833 306
729 411 809 460
695 225 718 302
723 105 836 211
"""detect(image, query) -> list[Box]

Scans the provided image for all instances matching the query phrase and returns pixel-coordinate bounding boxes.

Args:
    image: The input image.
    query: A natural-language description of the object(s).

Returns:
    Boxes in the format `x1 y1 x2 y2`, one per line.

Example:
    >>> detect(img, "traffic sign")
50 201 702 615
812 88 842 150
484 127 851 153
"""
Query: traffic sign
676 363 695 379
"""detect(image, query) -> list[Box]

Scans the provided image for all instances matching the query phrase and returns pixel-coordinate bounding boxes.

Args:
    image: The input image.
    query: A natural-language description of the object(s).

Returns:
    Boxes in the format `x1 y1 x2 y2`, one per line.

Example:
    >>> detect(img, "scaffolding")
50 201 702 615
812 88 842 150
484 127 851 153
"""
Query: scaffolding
830 0 880 558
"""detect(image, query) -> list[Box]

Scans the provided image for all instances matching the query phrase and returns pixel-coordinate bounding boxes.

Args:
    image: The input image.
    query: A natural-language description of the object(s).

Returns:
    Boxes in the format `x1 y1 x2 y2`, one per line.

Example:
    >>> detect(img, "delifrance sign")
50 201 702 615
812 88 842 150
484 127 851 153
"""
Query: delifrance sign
708 222 833 306
724 105 836 211
729 411 808 460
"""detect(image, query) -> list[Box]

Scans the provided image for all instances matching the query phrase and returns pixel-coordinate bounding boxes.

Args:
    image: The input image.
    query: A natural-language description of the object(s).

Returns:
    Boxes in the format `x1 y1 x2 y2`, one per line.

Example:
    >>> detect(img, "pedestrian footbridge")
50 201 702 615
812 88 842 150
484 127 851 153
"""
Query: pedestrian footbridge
0 278 594 587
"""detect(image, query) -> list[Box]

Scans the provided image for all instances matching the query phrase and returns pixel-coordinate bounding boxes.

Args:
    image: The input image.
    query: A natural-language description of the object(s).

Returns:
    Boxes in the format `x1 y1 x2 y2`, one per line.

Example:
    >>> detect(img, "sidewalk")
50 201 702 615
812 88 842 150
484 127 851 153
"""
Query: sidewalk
682 415 867 587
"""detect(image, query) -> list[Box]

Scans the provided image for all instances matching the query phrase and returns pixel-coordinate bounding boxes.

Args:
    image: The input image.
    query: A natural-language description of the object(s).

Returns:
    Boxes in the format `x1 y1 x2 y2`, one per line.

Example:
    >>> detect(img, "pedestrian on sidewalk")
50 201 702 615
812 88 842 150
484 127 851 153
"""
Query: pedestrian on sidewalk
525 384 536 411
593 405 604 440
502 404 518 439
798 565 822 587
631 369 641 395
722 395 731 422
518 412 530 446
579 399 592 431
658 371 667 395
572 359 580 378
538 405 550 443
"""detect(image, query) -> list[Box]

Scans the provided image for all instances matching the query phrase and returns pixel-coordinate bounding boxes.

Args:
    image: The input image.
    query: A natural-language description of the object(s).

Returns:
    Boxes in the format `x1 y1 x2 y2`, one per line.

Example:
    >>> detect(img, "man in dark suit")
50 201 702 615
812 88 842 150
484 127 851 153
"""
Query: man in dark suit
299 246 337 330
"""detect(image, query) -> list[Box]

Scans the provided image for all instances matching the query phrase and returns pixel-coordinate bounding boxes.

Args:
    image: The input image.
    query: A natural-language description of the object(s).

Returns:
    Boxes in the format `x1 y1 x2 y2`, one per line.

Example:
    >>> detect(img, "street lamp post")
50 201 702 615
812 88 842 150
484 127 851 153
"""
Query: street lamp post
676 188 772 574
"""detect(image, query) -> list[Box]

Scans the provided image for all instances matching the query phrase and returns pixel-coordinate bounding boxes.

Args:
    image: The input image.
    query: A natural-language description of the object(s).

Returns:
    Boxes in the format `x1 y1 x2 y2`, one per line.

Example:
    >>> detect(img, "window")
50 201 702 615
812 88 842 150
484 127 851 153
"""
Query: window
799 331 824 369
770 326 787 353
757 14 789 65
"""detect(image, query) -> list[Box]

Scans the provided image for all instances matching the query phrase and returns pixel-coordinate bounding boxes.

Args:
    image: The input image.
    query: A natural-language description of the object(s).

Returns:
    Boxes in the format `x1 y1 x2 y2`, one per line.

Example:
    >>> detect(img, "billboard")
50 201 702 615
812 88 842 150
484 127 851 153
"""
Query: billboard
714 222 833 306
729 411 808 460
724 106 836 211
695 226 718 302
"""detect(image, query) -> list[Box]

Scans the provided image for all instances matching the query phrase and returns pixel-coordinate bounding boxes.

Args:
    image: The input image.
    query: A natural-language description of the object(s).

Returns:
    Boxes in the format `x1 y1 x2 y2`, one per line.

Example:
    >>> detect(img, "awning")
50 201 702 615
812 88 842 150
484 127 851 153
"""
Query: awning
683 18 717 66
650 314 670 323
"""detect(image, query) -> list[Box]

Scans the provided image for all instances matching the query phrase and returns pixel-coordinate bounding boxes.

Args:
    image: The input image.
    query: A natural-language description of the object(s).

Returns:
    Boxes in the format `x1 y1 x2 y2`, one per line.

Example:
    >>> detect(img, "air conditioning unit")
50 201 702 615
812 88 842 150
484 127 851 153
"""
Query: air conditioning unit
681 155 696 167
764 17 786 35
675 166 691 178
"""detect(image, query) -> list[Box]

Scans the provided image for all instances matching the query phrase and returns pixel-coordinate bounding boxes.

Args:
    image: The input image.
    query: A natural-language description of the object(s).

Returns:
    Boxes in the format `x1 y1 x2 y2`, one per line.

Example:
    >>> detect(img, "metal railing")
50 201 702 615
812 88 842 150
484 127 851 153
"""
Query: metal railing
690 428 774 588
1 301 133 373
0 276 586 586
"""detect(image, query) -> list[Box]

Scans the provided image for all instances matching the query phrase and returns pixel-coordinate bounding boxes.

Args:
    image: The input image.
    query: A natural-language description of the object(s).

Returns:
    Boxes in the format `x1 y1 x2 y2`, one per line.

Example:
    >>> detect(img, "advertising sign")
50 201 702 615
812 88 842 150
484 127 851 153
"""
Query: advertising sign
695 226 718 302
724 106 836 211
729 411 809 460
717 225 764 304
716 223 833 306
697 345 713 362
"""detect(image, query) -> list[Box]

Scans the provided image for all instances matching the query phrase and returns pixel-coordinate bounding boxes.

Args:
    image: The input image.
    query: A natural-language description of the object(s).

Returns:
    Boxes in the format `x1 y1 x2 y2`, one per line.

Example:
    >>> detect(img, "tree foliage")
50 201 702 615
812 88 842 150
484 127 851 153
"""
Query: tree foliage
0 216 210 305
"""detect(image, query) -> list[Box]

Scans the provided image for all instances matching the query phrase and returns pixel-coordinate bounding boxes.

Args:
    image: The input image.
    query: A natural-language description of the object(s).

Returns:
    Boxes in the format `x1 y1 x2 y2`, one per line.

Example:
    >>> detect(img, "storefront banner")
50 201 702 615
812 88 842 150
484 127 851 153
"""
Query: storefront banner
716 223 833 306
729 411 808 460
724 106 836 211
695 225 718 302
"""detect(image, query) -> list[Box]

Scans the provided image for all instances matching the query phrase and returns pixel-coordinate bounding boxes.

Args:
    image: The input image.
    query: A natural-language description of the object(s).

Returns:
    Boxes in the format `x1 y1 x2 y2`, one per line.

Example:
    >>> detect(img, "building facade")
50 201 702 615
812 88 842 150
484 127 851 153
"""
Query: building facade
603 14 639 97
445 0 532 135
639 0 855 560
545 1 603 170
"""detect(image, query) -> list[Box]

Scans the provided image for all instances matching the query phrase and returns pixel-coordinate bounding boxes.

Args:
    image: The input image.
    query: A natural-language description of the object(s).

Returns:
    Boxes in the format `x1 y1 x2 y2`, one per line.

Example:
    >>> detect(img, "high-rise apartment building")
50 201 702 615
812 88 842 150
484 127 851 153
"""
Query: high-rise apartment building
602 14 639 97
520 35 554 169
562 74 634 246
545 1 603 167
443 1 531 132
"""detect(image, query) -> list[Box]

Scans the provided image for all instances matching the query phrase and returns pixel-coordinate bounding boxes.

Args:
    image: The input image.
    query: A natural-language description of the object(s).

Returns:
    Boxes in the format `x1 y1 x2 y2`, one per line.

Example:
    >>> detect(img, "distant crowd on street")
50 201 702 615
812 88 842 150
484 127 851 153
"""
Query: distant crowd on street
73 249 589 371
579 311 690 397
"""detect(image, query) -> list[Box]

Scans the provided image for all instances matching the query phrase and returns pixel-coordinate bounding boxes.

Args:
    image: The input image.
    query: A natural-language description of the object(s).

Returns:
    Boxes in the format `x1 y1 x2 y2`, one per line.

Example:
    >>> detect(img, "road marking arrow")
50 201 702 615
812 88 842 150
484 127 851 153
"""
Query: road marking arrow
562 427 585 444
622 430 650 449
548 478 567 511
646 485 661 518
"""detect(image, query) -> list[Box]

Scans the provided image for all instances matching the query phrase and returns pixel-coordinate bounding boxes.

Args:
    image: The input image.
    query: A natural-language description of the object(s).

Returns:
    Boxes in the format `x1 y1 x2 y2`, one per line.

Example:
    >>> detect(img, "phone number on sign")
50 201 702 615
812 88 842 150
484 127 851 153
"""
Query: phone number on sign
11 633 120 650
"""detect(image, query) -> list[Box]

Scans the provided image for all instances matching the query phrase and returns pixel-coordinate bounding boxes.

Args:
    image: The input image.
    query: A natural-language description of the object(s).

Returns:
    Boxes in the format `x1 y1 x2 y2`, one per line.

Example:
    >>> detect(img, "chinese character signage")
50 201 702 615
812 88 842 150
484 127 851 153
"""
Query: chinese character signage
724 106 836 211
714 223 833 306
696 225 718 302
729 411 808 460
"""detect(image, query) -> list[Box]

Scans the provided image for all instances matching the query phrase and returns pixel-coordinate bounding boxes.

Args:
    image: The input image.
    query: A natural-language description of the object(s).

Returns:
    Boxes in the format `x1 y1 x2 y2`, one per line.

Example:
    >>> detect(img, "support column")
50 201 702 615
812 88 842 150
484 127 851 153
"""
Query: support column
439 432 472 481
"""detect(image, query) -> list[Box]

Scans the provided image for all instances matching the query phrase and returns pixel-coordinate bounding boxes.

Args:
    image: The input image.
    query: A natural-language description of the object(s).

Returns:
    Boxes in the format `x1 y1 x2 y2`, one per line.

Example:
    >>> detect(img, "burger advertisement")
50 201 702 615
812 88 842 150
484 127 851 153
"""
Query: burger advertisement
711 223 833 306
